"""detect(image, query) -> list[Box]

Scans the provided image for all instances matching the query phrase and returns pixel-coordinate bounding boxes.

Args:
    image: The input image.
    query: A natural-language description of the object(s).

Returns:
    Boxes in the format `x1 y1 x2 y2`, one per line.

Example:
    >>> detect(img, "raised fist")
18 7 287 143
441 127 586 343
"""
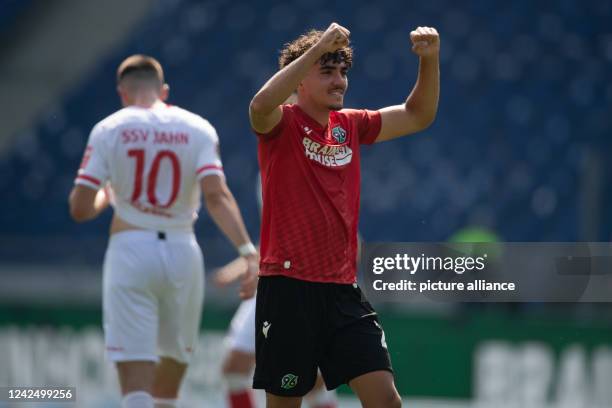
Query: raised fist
410 26 440 58
317 22 351 54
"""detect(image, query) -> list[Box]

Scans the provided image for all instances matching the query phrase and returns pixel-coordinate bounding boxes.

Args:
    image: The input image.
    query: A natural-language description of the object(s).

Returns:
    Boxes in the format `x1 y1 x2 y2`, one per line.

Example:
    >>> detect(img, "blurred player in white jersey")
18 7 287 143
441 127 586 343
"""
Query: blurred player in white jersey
215 173 337 408
68 54 258 408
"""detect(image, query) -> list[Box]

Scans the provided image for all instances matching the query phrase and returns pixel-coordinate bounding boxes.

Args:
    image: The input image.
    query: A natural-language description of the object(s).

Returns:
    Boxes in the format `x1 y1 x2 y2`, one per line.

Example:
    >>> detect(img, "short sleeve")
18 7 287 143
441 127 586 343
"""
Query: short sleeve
75 124 109 189
343 109 382 145
195 119 225 180
253 104 291 141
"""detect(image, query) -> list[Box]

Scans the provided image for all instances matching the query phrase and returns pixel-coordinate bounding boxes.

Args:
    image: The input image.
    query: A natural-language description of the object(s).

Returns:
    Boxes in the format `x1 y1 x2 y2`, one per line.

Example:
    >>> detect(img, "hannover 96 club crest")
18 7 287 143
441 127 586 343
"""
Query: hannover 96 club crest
331 125 346 143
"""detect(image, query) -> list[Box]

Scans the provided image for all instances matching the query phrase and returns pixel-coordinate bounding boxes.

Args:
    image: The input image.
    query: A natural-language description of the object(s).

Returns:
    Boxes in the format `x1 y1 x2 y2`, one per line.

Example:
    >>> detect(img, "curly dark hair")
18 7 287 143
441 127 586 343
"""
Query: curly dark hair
278 29 353 70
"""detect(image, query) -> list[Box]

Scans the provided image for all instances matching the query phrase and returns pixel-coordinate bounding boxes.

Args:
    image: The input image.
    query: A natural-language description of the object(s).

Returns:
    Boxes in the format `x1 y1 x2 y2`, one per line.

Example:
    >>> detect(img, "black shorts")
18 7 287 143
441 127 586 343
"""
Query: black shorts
253 275 393 397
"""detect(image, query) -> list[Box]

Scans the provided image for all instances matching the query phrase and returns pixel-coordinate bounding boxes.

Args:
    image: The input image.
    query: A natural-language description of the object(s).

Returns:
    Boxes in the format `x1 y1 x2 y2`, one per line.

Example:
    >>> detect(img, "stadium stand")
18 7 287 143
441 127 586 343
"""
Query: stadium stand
1 0 611 266
1 2 612 406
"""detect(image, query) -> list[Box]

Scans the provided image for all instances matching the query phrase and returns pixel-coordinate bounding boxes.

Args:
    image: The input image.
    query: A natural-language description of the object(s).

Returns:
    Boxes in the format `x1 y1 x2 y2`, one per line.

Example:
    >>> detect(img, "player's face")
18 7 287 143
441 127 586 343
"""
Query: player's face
301 61 348 111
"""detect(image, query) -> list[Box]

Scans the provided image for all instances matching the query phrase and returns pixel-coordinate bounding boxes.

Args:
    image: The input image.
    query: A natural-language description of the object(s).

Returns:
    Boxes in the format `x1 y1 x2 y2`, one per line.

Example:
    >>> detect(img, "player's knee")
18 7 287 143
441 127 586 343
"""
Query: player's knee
121 375 151 393
222 350 255 375
117 362 155 395
222 352 255 392
365 389 401 408
151 382 179 399
224 373 252 392
221 356 238 375
151 374 182 399
386 390 402 408
151 358 186 398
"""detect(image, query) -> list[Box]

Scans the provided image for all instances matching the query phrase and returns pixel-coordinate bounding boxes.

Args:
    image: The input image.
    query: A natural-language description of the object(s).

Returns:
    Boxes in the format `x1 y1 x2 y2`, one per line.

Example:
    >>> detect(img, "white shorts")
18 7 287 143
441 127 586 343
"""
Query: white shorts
226 297 256 354
103 230 204 363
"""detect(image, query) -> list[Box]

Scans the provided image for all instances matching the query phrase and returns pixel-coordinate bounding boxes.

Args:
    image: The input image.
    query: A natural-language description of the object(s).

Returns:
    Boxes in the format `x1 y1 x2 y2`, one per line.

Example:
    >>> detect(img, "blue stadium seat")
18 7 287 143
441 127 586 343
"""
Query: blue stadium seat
3 0 611 266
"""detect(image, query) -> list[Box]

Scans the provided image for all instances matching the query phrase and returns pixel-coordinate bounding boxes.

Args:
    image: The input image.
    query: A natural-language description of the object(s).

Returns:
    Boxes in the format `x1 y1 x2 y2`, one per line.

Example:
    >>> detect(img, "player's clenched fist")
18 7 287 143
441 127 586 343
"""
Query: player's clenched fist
410 26 440 57
317 22 350 54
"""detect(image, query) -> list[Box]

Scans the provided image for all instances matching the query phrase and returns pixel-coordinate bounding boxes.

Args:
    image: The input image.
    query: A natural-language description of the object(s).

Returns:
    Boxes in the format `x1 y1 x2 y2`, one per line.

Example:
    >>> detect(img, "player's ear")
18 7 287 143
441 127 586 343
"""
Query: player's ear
117 85 129 106
161 84 170 101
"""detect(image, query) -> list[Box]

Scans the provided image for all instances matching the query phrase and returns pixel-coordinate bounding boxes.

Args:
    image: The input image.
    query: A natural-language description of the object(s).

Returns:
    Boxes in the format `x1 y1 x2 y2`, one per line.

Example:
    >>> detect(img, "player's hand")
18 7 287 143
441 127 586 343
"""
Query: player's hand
317 22 350 55
239 253 259 299
213 257 248 287
410 26 440 58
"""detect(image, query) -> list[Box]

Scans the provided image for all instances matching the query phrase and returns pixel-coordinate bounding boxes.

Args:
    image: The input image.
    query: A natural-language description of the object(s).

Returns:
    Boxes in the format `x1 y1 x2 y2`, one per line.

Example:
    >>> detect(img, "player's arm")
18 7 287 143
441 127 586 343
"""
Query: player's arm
249 22 350 134
213 245 260 287
201 174 258 299
70 122 111 222
68 185 110 222
375 27 440 143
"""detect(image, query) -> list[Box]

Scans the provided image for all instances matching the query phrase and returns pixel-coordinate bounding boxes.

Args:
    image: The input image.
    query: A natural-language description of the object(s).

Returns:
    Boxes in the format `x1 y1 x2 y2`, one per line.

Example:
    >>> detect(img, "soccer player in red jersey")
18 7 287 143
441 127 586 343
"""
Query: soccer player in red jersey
249 23 440 407
215 172 338 408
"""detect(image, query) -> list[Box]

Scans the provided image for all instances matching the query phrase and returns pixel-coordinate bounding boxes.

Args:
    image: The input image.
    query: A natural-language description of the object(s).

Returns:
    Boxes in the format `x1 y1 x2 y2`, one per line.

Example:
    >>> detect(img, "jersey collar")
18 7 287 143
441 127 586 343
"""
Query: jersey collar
293 104 330 133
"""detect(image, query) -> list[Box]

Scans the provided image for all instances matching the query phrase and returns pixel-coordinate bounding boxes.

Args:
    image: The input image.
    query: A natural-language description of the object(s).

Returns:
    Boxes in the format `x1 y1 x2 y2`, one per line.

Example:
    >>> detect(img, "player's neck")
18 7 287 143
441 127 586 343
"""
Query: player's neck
296 101 330 128
126 92 164 109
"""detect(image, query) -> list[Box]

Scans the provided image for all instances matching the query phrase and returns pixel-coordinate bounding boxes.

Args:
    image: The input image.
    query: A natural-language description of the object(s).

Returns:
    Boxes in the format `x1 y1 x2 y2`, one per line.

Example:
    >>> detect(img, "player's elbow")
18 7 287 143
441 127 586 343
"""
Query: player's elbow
201 174 233 210
68 195 91 223
407 105 437 133
203 188 230 210
249 98 265 118
249 92 277 119
418 111 436 131
69 205 90 223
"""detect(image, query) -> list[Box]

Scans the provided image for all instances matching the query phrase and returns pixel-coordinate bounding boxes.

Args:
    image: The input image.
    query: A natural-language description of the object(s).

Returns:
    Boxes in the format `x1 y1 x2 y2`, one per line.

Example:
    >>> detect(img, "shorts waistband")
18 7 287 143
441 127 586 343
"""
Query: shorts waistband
259 274 357 288
109 229 196 245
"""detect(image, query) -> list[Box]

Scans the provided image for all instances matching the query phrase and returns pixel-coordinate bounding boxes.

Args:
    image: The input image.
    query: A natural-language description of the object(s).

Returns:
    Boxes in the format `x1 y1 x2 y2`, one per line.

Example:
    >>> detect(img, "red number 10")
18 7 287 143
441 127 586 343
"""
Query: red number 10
128 149 180 208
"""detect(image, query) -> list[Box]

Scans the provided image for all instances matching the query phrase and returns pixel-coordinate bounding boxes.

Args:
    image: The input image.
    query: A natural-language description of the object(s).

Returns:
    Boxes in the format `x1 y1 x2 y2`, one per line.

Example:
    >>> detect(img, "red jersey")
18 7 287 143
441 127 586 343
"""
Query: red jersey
256 104 381 283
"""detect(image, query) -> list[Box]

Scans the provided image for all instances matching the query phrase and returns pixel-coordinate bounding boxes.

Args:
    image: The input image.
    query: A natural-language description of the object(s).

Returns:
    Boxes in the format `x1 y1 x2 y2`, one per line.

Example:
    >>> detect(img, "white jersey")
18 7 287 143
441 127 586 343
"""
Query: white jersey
75 104 223 231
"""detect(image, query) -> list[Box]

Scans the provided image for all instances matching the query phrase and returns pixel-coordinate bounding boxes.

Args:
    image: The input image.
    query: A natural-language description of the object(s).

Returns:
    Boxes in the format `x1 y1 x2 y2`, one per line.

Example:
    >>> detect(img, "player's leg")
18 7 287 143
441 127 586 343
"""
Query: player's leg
103 232 162 408
155 234 205 406
304 372 337 408
253 276 319 407
116 361 156 403
265 394 302 408
349 371 401 408
151 357 187 405
223 350 256 408
320 283 401 408
222 298 258 408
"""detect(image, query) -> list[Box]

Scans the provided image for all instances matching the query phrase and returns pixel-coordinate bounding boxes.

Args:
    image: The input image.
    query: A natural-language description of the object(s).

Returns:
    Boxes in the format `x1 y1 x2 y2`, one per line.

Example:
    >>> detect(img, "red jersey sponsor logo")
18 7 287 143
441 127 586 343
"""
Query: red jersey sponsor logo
302 136 353 167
